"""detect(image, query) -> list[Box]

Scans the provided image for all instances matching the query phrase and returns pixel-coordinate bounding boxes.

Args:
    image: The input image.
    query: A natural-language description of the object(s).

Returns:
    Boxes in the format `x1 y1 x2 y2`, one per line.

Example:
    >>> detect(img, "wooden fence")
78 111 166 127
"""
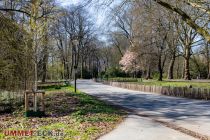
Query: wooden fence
103 81 210 100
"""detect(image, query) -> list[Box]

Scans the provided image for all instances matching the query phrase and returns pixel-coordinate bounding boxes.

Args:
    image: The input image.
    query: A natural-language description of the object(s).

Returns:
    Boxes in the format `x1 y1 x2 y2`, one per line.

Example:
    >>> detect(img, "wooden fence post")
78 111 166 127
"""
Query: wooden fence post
25 92 29 112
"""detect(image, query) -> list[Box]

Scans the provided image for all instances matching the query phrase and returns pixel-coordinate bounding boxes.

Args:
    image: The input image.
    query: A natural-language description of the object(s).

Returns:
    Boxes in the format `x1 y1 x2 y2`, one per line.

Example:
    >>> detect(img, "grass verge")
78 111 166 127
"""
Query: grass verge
137 80 210 89
0 86 126 140
106 77 210 89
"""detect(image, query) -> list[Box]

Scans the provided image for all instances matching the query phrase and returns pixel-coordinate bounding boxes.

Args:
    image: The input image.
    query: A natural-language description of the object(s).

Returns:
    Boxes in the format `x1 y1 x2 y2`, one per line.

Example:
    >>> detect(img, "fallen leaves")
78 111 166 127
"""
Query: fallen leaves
0 90 125 140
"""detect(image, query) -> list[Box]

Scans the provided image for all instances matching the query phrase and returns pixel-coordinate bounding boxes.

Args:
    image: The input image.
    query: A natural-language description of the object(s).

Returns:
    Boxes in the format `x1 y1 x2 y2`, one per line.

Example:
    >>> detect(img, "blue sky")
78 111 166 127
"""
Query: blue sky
56 0 108 41
58 0 80 6
56 0 106 27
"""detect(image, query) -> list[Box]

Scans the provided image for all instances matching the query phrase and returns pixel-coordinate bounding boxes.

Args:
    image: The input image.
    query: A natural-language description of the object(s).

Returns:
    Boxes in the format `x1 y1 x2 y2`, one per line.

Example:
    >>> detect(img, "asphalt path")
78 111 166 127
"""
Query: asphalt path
76 80 210 140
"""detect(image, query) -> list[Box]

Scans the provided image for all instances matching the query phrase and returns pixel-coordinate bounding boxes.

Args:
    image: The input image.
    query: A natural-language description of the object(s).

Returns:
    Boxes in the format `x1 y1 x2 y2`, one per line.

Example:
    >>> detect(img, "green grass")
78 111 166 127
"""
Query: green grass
69 92 121 123
106 77 210 89
0 86 126 140
137 80 210 89
107 77 138 82
38 84 69 91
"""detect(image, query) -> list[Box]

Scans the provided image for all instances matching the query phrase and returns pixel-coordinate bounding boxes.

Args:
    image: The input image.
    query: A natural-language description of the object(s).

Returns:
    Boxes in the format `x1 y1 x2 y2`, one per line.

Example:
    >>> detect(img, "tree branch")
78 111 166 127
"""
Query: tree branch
0 8 31 16
153 0 210 43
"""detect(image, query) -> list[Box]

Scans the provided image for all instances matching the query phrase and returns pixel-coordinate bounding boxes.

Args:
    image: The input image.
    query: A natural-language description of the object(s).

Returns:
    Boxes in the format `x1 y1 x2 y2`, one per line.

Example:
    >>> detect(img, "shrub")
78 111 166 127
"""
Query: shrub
108 77 138 82
106 67 126 78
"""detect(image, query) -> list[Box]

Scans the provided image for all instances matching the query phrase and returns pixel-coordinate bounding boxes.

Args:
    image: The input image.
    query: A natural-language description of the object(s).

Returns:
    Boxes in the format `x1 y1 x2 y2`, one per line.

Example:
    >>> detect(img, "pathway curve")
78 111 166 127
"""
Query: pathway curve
77 80 210 140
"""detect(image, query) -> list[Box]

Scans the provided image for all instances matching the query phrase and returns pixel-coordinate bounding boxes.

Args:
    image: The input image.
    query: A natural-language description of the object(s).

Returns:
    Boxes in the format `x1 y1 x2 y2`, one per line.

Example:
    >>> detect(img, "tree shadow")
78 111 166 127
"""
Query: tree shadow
43 92 124 120
77 80 210 123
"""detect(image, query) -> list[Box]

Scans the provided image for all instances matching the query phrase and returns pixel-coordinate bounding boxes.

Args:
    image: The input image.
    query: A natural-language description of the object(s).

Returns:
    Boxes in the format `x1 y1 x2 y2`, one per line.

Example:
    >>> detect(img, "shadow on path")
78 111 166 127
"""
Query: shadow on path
77 80 210 124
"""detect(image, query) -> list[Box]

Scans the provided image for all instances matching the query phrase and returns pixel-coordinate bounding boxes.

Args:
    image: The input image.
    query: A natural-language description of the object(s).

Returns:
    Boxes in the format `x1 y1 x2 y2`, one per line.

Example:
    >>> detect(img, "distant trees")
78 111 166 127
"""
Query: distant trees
178 22 198 80
0 1 103 91
166 16 179 80
0 0 209 91
96 0 209 41
52 6 99 80
202 42 210 78
103 0 209 80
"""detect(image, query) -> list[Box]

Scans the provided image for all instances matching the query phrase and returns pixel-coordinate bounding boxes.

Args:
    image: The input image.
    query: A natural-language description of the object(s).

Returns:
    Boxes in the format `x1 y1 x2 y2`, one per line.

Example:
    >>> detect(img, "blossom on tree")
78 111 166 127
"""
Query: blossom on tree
119 50 140 73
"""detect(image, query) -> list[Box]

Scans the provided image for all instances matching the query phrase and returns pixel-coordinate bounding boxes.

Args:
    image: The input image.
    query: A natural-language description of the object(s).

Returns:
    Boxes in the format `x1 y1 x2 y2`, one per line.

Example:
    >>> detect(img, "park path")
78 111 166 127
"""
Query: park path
77 80 210 140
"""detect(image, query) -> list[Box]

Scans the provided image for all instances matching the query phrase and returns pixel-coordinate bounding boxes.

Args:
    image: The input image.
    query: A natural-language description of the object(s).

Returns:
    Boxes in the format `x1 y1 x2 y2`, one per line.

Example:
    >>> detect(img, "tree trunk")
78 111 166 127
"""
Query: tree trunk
41 47 48 82
81 56 83 79
158 55 163 81
146 65 151 79
66 64 70 79
41 31 48 82
184 46 191 80
205 43 210 79
176 57 180 79
167 54 175 79
63 60 67 79
208 64 210 79
70 47 74 79
182 60 185 79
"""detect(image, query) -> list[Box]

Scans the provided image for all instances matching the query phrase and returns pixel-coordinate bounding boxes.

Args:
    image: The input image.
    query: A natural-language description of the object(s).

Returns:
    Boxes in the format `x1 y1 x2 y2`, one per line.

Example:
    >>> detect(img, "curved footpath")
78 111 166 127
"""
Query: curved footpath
77 80 210 140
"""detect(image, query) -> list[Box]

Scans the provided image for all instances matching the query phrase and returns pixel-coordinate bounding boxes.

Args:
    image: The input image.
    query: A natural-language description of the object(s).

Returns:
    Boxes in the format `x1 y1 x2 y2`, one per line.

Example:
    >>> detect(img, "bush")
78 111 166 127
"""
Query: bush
108 77 138 82
55 86 61 89
190 61 208 79
106 67 126 78
80 68 92 79
152 71 159 80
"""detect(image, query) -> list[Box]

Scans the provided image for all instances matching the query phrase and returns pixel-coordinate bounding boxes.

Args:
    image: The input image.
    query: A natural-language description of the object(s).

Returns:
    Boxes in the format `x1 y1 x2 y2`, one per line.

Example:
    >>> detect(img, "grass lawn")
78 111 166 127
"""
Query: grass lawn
137 79 210 89
0 86 126 140
107 77 210 89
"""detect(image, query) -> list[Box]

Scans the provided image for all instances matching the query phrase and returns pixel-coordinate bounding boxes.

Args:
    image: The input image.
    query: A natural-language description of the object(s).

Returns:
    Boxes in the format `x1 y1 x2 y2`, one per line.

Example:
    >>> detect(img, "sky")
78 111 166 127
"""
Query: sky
56 0 106 27
58 0 81 6
56 0 110 42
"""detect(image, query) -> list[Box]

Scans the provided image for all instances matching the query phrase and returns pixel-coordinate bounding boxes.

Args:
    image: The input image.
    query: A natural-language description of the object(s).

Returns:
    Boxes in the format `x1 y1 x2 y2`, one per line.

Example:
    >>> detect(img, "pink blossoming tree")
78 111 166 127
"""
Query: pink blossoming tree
119 50 140 73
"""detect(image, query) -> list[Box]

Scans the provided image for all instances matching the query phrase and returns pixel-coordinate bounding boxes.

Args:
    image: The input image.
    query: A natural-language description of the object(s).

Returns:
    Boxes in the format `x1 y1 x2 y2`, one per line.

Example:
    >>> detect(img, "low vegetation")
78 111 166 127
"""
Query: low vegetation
0 86 125 140
107 77 138 82
137 80 210 89
105 77 210 89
